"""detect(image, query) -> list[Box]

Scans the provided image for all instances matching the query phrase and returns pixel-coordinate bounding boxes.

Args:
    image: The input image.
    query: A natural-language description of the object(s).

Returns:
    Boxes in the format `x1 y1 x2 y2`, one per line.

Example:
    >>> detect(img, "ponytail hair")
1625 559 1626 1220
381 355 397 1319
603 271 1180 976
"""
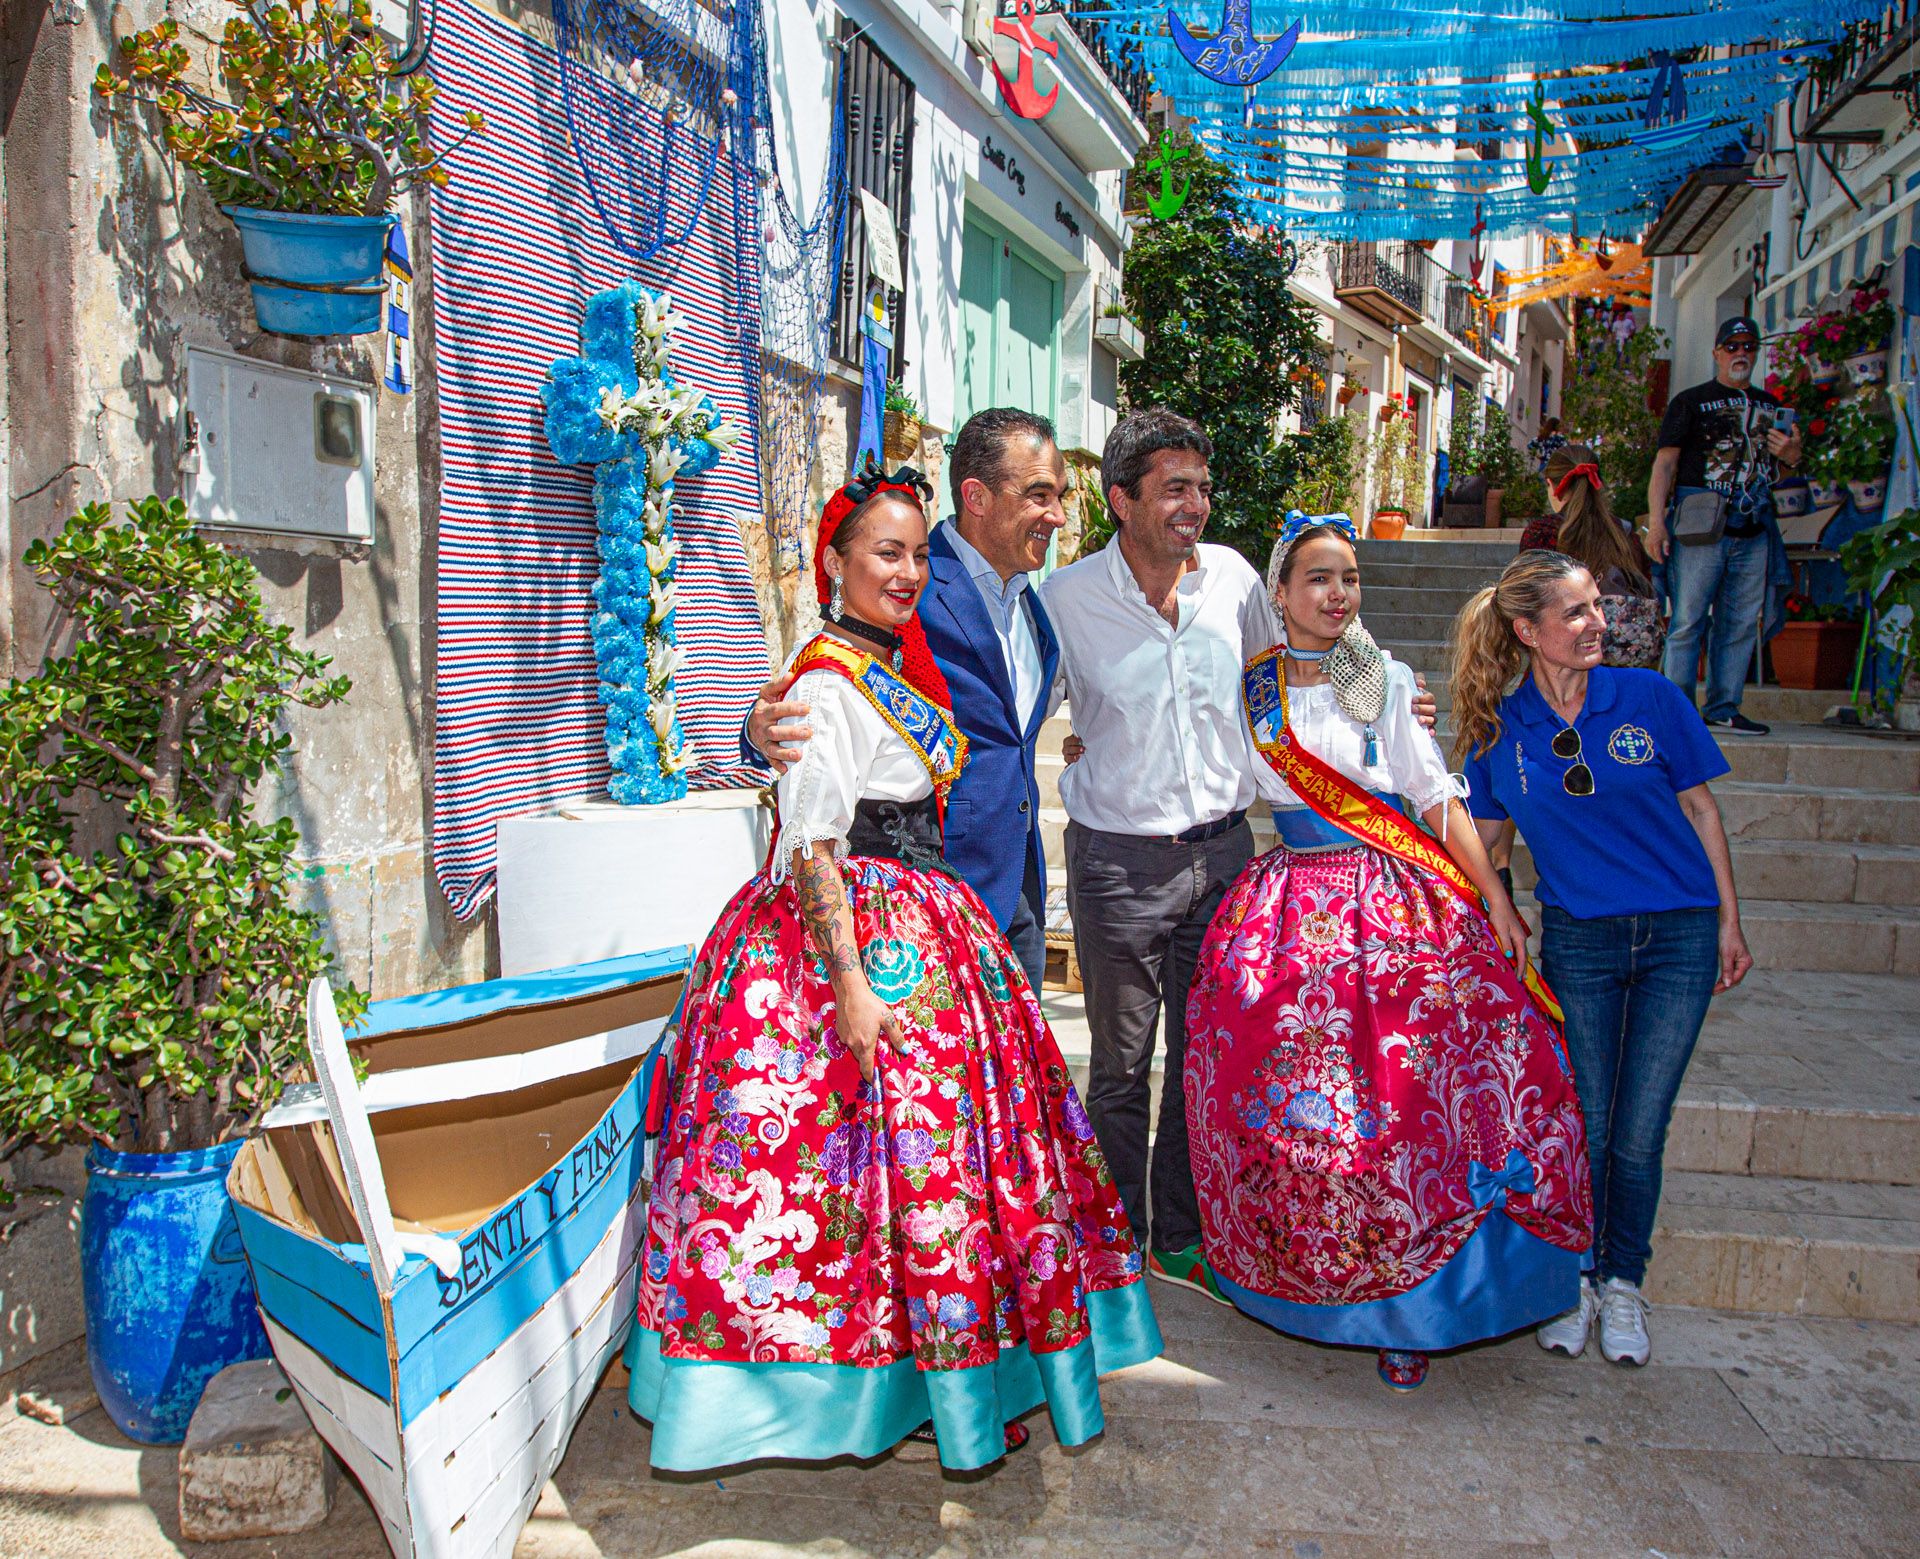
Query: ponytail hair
1448 550 1589 762
1545 442 1648 592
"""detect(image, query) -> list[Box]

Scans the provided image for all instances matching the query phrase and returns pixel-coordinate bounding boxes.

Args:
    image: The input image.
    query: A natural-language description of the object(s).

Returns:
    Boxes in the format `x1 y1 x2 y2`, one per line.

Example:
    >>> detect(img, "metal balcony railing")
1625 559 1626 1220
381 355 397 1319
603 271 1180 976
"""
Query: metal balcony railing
1805 0 1918 127
1062 3 1156 124
1444 281 1493 357
1334 240 1434 317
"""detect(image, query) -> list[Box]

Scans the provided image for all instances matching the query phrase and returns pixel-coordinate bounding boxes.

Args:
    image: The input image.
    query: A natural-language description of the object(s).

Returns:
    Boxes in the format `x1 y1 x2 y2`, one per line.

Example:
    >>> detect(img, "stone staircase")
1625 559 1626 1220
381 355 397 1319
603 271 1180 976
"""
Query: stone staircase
1036 534 1920 1325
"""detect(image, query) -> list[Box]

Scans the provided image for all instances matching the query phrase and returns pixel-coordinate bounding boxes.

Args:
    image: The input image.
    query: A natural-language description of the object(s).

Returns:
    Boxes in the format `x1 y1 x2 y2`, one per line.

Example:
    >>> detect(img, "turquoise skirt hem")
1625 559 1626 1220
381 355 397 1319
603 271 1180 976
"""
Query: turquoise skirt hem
626 1278 1161 1472
1209 1210 1580 1352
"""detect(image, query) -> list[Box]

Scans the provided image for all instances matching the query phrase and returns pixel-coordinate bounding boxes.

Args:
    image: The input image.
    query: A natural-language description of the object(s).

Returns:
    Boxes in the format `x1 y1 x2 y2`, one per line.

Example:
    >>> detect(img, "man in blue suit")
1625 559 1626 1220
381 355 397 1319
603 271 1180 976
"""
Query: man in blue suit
745 408 1068 988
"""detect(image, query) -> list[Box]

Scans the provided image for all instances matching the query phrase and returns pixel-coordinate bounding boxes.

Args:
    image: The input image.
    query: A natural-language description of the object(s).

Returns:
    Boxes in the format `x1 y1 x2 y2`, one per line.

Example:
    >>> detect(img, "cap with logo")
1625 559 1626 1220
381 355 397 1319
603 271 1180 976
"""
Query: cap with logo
1715 316 1760 349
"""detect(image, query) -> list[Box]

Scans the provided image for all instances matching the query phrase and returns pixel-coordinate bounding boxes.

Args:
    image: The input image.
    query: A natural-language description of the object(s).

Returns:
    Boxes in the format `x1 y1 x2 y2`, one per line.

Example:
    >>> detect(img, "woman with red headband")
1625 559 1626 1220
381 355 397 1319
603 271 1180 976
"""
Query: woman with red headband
626 468 1159 1474
1519 443 1664 671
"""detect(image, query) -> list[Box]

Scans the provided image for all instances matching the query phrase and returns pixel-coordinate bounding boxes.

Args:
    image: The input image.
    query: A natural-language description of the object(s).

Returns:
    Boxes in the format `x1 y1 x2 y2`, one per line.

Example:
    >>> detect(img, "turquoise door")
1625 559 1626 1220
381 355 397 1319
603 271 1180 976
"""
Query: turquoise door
952 211 1062 571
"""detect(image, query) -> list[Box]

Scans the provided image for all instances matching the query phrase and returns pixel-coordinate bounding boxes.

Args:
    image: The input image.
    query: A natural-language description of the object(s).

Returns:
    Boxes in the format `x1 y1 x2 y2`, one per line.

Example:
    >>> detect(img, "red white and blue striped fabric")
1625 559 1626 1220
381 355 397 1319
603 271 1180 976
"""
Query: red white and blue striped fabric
424 0 770 920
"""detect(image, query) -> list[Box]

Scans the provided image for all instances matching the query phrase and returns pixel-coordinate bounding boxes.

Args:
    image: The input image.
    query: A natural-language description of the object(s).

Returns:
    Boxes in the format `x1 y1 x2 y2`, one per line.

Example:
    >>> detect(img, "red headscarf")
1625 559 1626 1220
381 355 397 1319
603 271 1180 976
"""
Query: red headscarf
813 467 956 714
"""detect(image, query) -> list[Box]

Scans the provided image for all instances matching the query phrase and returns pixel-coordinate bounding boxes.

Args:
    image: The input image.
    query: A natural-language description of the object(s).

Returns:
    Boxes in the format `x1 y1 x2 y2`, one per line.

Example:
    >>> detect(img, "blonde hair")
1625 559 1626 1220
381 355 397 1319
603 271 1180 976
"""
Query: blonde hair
1449 550 1589 761
1545 442 1647 591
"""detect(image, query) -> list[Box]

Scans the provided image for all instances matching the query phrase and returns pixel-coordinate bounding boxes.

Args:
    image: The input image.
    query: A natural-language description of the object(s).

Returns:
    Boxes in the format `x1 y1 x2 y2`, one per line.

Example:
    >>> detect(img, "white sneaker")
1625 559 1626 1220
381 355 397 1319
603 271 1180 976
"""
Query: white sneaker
1597 1277 1651 1366
1536 1277 1599 1357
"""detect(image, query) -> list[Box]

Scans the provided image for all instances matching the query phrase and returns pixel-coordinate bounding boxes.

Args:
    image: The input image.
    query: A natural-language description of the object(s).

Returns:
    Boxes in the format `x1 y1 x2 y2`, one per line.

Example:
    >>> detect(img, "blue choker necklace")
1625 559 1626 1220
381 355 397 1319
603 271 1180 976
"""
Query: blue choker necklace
1286 644 1335 663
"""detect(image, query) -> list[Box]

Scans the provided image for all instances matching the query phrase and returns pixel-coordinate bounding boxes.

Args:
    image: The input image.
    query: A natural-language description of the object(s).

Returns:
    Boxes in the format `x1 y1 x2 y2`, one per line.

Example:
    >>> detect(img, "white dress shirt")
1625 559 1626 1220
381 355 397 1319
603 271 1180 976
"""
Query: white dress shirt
768 664 932 881
941 522 1046 732
1040 540 1280 837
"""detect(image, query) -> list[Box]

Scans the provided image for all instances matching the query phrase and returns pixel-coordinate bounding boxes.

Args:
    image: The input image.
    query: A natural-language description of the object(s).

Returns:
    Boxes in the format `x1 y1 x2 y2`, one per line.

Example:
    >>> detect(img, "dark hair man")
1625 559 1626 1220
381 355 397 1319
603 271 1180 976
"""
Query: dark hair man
1646 316 1804 736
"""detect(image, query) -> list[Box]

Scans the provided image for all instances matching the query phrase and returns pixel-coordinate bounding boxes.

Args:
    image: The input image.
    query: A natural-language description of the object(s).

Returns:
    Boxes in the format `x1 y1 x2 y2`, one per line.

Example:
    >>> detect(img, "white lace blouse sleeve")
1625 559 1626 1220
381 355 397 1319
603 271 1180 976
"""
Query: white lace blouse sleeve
1381 660 1456 817
769 670 875 882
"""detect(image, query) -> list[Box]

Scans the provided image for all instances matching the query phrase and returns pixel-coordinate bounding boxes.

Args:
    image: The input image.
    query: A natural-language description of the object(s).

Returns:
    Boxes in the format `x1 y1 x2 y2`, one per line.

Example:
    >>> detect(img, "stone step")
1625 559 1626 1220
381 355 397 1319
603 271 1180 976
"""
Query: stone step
1510 837 1920 908
1647 1171 1920 1323
1718 733 1920 792
1358 561 1507 592
1363 610 1476 645
1356 538 1528 565
1718 781 1920 847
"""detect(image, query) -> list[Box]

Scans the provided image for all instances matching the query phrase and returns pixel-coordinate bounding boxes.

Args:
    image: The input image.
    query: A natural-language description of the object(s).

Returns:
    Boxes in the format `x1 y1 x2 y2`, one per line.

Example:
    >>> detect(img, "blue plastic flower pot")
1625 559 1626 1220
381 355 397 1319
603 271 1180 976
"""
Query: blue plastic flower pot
223 205 394 337
81 1138 271 1444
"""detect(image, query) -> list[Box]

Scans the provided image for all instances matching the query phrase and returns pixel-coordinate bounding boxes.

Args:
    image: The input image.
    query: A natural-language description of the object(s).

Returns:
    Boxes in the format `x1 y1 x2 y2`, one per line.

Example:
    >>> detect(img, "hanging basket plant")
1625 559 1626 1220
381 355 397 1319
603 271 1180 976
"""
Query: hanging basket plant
94 0 482 337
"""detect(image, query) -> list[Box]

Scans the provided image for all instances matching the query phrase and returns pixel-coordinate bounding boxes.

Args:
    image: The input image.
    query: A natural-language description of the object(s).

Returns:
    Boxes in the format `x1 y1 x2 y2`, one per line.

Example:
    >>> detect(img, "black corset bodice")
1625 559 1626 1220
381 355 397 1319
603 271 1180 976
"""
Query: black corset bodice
847 795 950 877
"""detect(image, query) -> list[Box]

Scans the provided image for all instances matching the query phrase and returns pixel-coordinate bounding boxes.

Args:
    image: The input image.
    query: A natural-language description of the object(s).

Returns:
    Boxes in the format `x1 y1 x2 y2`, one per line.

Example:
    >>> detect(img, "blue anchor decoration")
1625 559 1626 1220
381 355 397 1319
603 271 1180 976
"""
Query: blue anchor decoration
1631 49 1712 150
1524 81 1554 195
1167 0 1301 87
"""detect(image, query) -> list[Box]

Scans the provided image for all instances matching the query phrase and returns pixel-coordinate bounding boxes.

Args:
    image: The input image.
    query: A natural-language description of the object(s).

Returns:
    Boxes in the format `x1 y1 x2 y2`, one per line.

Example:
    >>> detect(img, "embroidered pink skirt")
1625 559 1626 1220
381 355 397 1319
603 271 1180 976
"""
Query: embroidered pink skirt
1185 843 1593 1350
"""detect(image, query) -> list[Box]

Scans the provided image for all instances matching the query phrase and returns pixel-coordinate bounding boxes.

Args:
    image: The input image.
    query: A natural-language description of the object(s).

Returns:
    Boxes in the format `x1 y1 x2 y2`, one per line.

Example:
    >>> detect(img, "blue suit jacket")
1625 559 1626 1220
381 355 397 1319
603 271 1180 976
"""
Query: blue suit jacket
741 523 1058 931
918 523 1059 929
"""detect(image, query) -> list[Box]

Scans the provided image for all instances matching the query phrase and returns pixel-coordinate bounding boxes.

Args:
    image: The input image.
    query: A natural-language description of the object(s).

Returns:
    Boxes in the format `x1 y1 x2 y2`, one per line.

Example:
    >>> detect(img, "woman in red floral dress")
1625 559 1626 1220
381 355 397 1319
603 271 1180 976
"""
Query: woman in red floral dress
626 471 1159 1471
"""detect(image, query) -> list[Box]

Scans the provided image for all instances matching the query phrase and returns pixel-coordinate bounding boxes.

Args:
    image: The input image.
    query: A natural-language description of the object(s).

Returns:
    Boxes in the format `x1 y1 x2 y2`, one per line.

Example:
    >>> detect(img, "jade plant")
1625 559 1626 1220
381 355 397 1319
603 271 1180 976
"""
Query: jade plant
94 0 482 216
0 498 363 1155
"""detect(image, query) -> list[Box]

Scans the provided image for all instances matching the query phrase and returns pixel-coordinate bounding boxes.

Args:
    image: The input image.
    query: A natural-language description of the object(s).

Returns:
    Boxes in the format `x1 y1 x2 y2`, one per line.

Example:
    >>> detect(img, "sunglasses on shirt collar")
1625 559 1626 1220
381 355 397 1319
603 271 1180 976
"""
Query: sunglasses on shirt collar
1552 726 1596 797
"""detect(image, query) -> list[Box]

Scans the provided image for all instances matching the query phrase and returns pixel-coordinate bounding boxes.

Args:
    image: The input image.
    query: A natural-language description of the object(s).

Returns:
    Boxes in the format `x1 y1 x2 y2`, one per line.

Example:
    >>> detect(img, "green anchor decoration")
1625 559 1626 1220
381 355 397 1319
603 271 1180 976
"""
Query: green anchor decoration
1525 81 1554 195
1142 143 1193 219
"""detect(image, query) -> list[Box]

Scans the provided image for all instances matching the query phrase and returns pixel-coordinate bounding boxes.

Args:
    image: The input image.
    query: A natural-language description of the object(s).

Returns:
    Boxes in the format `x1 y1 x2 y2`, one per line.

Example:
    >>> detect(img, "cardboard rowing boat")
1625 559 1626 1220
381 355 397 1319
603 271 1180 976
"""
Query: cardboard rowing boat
227 948 689 1559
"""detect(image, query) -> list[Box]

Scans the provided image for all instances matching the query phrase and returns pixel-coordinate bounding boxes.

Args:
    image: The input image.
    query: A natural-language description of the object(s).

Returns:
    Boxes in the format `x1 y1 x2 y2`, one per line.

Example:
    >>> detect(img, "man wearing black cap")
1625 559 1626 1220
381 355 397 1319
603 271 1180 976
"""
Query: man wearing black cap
1646 316 1804 735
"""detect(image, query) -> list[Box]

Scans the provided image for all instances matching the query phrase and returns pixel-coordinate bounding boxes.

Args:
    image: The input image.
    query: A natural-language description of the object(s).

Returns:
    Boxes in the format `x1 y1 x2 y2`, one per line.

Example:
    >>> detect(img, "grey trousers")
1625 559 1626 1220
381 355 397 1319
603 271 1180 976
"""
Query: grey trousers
1065 817 1255 1253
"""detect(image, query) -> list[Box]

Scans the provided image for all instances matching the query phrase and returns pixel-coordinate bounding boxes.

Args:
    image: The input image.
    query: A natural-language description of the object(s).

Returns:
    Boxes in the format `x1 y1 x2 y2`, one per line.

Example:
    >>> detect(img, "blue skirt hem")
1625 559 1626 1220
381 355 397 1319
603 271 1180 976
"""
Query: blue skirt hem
626 1278 1161 1471
1210 1211 1580 1352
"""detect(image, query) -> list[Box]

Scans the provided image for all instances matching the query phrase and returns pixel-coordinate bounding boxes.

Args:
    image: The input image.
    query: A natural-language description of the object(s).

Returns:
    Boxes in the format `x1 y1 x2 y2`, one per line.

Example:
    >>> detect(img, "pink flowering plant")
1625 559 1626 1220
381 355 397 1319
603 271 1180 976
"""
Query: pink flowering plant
1839 286 1894 359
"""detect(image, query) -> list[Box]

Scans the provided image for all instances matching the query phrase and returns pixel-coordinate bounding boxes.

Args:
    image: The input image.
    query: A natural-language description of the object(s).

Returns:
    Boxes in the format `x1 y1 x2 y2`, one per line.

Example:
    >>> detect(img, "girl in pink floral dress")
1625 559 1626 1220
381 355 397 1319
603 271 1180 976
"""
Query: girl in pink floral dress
627 471 1158 1470
1184 514 1592 1392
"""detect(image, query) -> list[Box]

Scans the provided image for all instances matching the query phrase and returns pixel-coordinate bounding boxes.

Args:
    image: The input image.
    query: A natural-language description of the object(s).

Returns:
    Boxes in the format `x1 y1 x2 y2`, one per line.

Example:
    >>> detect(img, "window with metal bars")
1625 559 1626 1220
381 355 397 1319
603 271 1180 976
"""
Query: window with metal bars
828 23 915 368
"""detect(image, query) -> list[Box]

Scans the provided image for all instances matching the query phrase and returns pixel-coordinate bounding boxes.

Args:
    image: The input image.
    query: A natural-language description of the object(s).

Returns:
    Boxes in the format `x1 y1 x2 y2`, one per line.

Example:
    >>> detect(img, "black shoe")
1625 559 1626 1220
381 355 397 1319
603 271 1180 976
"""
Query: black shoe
1706 713 1770 736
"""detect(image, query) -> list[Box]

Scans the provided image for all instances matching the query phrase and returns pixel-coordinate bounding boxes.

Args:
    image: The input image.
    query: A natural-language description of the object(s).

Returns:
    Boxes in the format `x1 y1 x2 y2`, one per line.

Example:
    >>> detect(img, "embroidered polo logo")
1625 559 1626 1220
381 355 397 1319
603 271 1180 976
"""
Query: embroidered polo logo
1516 740 1528 793
1608 724 1656 765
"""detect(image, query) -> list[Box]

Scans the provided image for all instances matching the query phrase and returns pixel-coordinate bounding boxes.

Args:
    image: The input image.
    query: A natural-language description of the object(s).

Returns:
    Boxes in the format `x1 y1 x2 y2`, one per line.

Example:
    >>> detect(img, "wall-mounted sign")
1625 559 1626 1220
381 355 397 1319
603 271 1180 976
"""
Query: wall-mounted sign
858 188 905 291
981 135 1028 199
1054 201 1081 238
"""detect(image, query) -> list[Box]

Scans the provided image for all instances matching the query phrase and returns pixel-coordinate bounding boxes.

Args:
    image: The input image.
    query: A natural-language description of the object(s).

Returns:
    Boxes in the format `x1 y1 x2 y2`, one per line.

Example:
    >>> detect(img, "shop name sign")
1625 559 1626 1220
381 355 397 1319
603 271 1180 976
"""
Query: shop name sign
982 135 1028 198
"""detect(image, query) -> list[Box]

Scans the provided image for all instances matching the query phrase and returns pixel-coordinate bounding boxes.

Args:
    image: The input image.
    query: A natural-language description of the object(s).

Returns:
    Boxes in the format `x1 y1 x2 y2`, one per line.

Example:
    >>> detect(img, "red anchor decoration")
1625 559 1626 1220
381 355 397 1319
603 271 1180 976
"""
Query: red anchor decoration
1468 203 1488 288
991 0 1058 119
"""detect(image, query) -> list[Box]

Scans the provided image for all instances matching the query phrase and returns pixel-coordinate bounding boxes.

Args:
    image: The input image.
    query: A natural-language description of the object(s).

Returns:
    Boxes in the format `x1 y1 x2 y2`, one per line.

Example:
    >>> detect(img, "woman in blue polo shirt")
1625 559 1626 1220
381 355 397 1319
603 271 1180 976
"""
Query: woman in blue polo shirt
1451 550 1752 1369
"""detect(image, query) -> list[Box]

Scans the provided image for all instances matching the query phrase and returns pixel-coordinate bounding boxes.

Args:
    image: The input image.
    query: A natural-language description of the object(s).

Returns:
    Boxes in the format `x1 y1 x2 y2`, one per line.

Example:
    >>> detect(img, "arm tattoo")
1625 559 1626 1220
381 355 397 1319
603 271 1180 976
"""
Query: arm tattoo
793 850 861 979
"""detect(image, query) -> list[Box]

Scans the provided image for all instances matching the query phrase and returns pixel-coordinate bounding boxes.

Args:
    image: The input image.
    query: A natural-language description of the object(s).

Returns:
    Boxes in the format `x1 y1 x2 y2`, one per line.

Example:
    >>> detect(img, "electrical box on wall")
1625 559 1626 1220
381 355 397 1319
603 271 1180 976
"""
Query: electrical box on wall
182 346 377 544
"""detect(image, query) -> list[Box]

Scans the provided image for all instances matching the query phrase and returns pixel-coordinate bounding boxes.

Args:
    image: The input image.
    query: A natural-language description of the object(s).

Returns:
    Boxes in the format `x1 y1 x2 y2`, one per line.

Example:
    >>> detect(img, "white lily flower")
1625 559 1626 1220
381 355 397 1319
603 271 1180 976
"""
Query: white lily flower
647 695 676 739
647 639 684 689
704 418 744 453
659 736 697 775
644 538 679 575
653 445 688 487
649 577 674 626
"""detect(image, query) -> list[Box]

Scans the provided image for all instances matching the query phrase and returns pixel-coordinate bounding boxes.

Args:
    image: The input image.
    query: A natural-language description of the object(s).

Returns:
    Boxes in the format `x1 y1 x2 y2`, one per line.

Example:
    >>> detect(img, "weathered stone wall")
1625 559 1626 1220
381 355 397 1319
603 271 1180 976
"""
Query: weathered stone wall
2 0 490 1001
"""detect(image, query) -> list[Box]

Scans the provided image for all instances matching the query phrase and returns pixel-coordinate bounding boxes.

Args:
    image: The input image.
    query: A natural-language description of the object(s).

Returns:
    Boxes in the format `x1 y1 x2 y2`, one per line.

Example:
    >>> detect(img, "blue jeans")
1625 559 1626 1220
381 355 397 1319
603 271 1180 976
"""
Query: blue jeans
1540 906 1719 1286
1661 506 1769 721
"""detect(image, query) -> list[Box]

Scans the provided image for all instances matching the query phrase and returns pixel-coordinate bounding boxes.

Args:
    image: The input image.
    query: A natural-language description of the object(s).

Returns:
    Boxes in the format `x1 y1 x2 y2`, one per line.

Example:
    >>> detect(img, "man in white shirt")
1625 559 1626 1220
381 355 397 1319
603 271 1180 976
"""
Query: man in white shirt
1039 407 1278 1292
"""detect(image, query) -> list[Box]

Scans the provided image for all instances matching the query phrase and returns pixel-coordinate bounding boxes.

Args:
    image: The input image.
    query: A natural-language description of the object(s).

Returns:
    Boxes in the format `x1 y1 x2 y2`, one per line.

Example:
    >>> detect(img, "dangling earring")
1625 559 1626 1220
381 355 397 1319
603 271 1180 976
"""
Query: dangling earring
828 575 844 621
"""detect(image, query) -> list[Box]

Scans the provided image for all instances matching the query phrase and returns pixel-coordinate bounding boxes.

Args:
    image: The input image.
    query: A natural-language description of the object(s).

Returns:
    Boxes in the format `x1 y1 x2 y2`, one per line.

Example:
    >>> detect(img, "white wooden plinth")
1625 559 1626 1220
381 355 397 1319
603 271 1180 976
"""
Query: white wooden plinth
495 791 771 976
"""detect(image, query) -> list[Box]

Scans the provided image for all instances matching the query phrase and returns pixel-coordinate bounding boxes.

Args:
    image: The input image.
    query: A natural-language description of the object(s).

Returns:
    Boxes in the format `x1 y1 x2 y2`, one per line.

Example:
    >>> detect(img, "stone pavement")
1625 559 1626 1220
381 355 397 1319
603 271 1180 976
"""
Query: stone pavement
1 1285 1916 1557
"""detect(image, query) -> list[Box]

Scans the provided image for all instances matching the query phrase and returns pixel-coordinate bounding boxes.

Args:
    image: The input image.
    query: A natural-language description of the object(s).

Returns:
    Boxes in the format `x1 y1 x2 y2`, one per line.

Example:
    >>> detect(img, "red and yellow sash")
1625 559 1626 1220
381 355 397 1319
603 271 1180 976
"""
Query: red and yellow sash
1243 646 1563 1024
789 634 968 806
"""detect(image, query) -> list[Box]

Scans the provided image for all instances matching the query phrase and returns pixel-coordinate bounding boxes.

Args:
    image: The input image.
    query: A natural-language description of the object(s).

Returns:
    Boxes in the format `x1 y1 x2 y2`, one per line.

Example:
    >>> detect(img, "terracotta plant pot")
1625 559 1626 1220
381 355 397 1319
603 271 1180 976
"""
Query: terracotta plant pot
1484 488 1505 529
882 411 923 464
1770 619 1863 690
1846 348 1891 388
1370 509 1408 540
1848 476 1888 511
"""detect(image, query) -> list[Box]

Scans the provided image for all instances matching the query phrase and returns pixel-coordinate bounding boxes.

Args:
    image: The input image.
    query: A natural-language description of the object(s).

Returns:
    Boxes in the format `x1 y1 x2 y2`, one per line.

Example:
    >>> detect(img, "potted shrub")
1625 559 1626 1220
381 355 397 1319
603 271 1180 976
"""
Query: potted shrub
1094 302 1147 362
1820 400 1896 511
1475 402 1526 529
1281 411 1361 517
1839 513 1920 723
0 497 362 1442
1795 308 1847 387
1769 594 1864 690
1363 401 1423 538
95 0 481 337
882 379 925 464
1842 284 1895 388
